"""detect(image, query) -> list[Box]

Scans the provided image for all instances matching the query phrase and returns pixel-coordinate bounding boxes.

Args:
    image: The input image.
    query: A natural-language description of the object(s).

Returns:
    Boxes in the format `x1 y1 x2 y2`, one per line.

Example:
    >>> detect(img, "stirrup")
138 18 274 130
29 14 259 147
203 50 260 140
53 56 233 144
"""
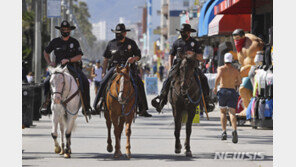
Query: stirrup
151 96 161 108
151 96 164 113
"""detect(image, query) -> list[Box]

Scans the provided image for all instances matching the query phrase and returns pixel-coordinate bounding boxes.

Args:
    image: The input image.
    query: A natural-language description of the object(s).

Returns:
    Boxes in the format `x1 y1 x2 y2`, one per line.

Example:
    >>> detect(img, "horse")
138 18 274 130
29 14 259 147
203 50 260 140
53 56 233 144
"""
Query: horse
168 53 202 157
48 65 81 158
104 63 136 159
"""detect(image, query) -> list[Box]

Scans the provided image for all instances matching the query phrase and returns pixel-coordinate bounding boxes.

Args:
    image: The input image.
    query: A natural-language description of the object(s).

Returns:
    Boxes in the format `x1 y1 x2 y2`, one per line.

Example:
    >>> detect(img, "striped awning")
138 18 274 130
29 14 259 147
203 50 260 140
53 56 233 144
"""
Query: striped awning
214 0 252 15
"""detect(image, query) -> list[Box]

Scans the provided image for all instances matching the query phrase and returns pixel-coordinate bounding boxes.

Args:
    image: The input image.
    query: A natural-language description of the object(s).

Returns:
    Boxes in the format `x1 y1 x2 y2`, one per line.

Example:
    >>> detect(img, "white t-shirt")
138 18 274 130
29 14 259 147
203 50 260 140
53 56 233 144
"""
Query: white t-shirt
94 66 103 82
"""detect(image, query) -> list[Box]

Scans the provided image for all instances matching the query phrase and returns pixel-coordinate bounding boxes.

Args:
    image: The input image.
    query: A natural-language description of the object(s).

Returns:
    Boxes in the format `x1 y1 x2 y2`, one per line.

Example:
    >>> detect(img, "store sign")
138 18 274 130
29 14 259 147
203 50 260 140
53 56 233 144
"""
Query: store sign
47 0 61 18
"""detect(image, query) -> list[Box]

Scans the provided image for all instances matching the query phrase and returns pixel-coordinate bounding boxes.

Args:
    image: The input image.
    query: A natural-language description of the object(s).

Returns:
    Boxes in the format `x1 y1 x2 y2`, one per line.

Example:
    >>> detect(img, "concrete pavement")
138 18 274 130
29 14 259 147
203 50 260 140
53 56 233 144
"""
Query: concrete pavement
22 82 273 167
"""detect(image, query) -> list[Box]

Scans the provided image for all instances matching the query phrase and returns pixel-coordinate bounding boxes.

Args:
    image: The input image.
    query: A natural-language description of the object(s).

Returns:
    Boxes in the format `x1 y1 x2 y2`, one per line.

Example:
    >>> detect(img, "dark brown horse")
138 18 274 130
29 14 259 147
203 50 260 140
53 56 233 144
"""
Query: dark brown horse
104 63 136 158
168 54 202 157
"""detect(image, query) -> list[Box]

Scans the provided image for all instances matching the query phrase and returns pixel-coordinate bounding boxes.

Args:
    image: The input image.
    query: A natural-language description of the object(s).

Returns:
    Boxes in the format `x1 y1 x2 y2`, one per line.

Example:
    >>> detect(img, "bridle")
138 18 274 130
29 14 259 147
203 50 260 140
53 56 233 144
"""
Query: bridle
109 71 134 104
107 62 137 116
50 70 79 115
51 72 66 97
173 58 202 105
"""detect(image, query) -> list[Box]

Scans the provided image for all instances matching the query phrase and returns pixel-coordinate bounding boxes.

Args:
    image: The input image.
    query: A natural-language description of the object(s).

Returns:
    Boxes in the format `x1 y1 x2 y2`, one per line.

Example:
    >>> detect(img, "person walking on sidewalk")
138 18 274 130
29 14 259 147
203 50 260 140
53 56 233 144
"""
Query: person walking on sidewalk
91 60 103 94
213 53 241 143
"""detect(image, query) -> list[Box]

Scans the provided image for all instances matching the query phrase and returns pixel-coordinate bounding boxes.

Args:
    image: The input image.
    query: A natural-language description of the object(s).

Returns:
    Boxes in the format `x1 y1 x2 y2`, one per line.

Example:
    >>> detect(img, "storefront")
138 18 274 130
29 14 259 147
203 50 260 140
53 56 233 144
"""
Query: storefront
214 0 273 43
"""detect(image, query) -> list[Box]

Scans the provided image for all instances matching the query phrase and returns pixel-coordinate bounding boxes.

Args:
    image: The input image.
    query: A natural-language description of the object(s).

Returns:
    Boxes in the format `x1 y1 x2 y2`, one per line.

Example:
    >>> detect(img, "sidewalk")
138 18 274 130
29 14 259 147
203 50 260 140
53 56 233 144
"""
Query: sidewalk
22 81 273 167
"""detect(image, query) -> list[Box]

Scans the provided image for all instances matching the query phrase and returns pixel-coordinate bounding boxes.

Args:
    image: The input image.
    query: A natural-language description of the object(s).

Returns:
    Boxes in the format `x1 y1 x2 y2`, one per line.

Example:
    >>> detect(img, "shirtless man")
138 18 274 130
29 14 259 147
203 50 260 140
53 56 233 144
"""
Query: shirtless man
213 53 241 143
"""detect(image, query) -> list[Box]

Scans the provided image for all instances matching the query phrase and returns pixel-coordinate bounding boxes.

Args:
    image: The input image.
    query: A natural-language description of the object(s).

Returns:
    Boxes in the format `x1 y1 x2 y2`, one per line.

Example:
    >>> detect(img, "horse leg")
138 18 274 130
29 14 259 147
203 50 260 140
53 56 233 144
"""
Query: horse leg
184 108 195 157
125 118 132 159
64 117 75 158
51 111 61 154
104 111 113 153
111 114 122 158
174 109 182 154
118 116 125 141
59 117 65 155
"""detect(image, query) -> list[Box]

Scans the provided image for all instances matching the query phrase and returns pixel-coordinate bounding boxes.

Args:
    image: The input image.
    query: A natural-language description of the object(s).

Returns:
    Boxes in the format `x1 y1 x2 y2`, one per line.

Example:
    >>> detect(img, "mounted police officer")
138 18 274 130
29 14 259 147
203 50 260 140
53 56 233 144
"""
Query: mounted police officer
93 23 152 117
40 20 93 115
151 23 211 112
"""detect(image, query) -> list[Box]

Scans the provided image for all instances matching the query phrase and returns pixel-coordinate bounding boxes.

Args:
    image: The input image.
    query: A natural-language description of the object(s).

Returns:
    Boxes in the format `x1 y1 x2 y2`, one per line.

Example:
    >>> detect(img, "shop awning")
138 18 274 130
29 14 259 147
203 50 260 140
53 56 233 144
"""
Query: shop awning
214 0 252 15
208 14 251 36
198 0 215 37
199 0 224 37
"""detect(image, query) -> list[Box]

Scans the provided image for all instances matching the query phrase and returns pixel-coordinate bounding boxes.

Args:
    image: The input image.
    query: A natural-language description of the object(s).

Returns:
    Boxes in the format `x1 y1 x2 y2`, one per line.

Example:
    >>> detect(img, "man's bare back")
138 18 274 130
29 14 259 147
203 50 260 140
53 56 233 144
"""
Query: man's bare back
217 64 241 89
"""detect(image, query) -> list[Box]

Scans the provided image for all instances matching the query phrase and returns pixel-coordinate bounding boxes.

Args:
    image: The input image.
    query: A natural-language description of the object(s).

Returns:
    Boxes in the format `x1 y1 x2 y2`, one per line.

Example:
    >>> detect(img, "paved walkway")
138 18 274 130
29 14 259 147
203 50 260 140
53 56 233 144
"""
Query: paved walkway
22 82 273 167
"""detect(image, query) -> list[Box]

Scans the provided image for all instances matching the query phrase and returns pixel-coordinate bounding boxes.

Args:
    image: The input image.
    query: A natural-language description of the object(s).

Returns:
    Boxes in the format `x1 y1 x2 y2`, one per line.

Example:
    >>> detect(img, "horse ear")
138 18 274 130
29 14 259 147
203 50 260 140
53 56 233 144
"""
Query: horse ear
48 66 54 74
62 65 68 73
116 66 121 73
126 64 130 71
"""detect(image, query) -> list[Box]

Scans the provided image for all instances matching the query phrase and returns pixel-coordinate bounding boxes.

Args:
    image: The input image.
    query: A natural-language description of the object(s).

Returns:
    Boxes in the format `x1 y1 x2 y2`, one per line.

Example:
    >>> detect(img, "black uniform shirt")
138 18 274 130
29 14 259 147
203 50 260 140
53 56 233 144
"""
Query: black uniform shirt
169 37 202 58
45 37 83 65
103 37 141 66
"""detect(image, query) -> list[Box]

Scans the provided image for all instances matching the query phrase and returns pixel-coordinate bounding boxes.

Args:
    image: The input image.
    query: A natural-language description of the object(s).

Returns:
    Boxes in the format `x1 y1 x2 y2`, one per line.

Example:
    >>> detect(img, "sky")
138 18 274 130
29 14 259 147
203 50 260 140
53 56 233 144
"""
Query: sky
80 0 161 41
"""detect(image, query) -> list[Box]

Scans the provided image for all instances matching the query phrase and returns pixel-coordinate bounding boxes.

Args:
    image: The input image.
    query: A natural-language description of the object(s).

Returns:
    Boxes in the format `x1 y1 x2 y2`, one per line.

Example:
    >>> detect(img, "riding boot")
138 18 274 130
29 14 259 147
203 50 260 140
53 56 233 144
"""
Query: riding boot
40 92 51 115
81 88 92 116
151 78 170 113
135 77 152 117
152 61 180 113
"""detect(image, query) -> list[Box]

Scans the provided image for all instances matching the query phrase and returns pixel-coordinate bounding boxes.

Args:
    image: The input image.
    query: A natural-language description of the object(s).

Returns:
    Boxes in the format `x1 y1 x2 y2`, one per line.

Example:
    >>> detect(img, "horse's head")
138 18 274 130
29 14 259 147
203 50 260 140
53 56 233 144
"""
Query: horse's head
115 63 133 105
179 54 198 95
49 65 67 104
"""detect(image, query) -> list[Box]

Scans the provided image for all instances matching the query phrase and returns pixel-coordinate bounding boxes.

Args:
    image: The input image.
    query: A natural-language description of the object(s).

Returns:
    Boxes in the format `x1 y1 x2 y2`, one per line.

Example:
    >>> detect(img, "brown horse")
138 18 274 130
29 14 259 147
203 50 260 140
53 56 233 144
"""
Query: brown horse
104 63 136 158
168 53 202 157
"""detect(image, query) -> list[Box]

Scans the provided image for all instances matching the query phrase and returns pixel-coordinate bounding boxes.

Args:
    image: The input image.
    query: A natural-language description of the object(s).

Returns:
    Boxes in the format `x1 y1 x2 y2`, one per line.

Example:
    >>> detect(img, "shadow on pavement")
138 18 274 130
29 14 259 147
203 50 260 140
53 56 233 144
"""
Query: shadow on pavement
23 151 273 161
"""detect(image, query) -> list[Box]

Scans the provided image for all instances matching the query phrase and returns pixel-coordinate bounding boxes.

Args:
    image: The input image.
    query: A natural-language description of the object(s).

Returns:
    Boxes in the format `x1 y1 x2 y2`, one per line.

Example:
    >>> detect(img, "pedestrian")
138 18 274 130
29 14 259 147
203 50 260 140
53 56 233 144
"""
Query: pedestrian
213 53 241 143
153 63 157 75
91 60 103 94
26 72 34 83
159 63 164 82
93 23 152 117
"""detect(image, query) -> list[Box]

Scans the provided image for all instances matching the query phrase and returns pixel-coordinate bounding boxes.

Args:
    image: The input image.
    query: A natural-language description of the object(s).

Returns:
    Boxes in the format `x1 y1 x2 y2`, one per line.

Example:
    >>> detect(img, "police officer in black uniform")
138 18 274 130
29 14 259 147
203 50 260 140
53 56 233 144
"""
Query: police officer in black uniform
151 24 210 112
40 20 93 115
93 23 152 117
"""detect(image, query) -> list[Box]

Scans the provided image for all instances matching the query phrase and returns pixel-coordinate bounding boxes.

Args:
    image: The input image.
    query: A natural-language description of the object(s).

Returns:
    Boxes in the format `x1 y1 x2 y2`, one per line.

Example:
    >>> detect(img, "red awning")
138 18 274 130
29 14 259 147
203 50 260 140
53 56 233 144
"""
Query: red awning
214 0 252 15
208 14 251 36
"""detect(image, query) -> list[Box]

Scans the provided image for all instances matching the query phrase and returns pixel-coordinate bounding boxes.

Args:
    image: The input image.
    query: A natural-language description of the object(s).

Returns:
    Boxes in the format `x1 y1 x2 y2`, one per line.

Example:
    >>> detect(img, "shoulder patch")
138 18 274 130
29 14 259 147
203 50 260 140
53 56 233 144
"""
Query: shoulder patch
70 43 74 48
128 44 132 50
191 42 195 47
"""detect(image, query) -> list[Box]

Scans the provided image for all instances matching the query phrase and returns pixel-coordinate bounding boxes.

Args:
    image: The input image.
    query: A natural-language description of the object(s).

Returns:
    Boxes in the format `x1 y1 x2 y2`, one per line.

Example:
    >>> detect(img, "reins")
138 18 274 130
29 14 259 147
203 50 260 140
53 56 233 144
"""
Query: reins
107 63 137 116
50 70 80 115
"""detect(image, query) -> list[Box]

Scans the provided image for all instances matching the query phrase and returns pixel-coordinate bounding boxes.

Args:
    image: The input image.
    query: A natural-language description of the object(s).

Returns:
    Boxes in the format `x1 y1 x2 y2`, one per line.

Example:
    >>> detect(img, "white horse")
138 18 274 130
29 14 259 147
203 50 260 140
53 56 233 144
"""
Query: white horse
48 65 81 158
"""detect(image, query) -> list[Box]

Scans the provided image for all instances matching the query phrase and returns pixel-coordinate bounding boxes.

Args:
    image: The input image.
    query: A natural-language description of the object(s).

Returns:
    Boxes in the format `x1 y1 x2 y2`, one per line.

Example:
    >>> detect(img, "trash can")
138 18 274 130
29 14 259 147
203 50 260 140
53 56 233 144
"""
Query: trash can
32 83 44 121
22 84 34 127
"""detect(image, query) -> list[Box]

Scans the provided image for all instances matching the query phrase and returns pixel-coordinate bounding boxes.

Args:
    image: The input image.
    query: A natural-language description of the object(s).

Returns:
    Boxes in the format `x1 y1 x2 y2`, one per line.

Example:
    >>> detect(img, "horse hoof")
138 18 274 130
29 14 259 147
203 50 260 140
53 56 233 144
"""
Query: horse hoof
175 144 182 154
126 153 131 159
64 153 71 158
113 151 122 158
185 151 192 157
54 146 61 154
59 150 64 155
175 148 181 154
107 145 113 153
